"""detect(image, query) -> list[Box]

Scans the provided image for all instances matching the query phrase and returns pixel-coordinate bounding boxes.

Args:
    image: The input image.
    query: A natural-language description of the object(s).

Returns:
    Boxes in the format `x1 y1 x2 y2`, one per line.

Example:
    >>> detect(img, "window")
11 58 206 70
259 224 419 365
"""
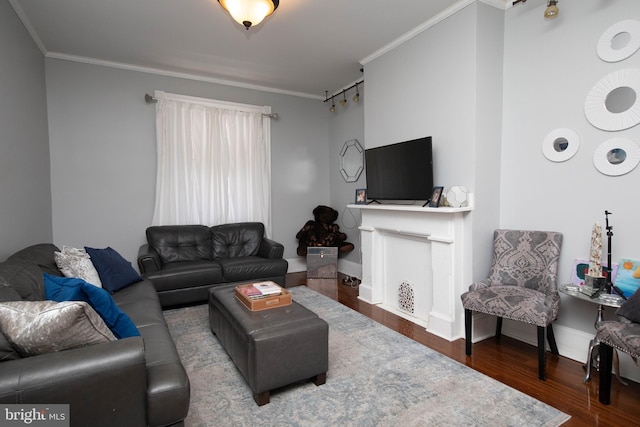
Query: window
152 91 272 235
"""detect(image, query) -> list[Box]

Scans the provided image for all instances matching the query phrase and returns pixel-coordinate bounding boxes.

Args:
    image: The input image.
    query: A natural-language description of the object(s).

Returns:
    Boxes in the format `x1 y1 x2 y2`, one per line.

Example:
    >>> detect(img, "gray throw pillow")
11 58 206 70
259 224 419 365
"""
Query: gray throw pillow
0 300 116 356
616 288 640 323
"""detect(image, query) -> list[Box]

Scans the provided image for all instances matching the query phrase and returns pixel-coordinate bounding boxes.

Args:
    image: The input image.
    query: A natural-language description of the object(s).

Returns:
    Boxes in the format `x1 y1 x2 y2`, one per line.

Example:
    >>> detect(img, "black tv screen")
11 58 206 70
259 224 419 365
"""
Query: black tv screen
364 136 433 202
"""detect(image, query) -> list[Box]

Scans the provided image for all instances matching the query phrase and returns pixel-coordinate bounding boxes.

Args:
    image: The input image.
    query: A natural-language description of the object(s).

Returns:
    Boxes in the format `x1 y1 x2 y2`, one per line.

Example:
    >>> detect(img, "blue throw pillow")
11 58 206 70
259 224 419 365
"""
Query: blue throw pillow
43 273 140 339
84 247 142 294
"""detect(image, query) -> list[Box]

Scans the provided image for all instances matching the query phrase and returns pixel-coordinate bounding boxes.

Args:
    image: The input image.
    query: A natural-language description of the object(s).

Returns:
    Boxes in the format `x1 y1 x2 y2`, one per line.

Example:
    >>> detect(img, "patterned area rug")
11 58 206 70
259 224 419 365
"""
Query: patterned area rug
164 286 570 426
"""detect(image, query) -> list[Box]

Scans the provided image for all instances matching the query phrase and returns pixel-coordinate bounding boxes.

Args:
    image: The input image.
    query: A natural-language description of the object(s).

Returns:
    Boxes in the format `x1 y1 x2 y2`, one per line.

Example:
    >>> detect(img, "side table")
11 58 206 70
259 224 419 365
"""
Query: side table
559 284 626 384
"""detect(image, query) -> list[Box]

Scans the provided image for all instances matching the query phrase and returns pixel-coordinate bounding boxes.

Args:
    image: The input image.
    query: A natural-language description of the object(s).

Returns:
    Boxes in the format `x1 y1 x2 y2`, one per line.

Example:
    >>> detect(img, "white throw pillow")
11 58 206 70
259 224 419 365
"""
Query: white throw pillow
0 300 116 356
54 246 103 288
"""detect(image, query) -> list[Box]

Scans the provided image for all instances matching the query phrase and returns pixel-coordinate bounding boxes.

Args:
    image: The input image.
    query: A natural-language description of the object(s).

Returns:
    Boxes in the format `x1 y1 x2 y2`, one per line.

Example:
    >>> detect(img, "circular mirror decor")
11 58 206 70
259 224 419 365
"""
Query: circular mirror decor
593 138 640 176
542 128 580 162
584 69 640 131
597 20 640 62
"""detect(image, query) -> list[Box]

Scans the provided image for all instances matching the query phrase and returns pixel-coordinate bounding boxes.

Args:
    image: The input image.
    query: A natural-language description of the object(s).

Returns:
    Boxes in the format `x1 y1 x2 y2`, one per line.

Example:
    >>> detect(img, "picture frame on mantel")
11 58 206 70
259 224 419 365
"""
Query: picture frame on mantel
428 186 443 207
355 188 367 205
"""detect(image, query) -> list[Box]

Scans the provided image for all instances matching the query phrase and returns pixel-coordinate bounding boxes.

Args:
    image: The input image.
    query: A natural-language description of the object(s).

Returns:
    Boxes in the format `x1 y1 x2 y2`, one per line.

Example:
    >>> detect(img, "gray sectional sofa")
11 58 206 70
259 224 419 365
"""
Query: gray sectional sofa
137 222 289 308
0 244 189 427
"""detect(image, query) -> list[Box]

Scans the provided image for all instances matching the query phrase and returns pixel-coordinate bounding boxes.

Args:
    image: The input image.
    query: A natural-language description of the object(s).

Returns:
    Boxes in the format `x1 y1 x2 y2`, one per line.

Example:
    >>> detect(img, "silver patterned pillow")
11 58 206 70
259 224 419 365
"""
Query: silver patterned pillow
54 246 103 288
0 300 116 356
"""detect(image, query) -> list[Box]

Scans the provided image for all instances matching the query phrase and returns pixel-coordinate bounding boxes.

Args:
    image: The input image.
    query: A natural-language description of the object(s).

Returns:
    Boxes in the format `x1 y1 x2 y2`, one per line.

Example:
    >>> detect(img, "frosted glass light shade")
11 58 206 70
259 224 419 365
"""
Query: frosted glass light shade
218 0 278 29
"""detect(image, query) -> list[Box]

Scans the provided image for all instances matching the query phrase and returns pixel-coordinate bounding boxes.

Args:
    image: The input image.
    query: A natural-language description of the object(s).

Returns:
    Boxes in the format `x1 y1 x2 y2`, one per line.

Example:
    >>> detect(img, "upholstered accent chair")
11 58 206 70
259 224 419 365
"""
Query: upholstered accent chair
461 229 563 380
597 288 640 404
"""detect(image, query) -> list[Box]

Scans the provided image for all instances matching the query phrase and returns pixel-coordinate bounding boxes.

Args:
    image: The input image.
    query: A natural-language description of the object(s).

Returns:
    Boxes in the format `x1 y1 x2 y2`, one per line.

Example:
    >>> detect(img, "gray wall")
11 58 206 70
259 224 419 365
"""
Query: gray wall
363 2 503 280
45 59 330 265
502 0 640 329
328 86 365 274
0 2 52 260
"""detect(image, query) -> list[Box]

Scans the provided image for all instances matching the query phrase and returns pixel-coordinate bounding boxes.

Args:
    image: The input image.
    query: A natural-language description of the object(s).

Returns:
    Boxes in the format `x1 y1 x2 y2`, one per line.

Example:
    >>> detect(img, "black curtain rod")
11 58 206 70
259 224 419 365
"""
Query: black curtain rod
324 80 364 103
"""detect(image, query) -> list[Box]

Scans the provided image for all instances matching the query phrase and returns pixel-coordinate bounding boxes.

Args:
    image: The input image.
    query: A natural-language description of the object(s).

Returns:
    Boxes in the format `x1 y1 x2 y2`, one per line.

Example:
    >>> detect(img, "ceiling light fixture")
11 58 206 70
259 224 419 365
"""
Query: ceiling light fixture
544 0 559 19
217 0 279 30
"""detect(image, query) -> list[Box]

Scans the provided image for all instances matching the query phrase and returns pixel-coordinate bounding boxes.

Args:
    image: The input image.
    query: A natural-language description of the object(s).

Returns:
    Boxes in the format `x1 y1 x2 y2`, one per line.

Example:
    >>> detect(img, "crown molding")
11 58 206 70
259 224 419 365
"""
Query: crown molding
360 0 509 66
8 0 47 54
45 52 325 100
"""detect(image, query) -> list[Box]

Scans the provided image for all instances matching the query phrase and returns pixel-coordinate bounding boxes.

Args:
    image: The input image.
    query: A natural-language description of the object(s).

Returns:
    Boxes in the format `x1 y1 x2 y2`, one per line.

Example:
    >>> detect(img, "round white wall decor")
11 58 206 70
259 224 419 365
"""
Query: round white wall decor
597 20 640 62
542 128 580 162
584 69 640 131
593 137 640 176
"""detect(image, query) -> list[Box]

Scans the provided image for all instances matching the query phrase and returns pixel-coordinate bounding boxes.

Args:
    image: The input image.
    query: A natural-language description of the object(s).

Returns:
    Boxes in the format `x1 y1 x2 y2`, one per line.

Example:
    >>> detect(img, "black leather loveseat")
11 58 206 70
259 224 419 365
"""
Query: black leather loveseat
137 222 289 308
0 244 189 427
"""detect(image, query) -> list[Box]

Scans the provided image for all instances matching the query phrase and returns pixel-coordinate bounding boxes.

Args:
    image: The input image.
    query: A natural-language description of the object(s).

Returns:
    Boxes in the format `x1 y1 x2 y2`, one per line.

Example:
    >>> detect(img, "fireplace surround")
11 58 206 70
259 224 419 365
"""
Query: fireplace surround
349 203 473 341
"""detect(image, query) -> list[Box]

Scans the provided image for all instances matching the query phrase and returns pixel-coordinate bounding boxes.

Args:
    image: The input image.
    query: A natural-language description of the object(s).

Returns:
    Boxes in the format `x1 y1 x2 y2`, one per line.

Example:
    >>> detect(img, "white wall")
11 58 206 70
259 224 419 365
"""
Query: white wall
45 59 330 266
0 1 52 259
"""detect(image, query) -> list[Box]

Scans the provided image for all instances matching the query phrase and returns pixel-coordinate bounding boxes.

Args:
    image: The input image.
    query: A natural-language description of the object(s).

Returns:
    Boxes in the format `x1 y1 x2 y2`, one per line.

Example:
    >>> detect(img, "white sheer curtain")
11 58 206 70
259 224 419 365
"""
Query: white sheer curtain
152 91 272 236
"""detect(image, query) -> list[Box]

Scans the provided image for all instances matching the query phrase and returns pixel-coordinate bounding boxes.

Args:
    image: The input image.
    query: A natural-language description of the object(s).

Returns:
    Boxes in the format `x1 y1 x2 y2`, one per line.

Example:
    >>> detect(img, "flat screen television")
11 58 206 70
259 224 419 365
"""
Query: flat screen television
364 136 433 202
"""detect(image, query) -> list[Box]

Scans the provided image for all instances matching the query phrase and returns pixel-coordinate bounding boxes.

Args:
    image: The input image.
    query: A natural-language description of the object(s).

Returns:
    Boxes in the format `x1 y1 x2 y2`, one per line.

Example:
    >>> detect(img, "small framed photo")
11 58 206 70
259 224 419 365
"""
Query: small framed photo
428 186 444 207
355 188 367 205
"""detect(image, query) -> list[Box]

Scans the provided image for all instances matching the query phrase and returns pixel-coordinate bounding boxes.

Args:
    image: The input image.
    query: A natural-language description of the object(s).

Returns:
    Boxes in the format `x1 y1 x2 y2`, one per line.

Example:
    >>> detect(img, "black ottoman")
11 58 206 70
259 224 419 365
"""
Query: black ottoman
208 284 329 405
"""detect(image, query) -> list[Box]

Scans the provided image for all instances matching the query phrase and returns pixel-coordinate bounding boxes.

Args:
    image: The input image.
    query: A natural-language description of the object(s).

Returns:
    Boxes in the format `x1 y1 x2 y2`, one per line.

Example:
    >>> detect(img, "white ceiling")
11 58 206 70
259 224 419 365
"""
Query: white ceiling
9 0 509 99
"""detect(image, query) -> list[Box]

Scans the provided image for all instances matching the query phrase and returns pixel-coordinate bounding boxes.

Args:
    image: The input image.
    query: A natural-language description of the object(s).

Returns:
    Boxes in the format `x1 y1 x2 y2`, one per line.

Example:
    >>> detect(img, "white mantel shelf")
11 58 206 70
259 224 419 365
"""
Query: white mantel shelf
349 203 473 341
347 204 472 213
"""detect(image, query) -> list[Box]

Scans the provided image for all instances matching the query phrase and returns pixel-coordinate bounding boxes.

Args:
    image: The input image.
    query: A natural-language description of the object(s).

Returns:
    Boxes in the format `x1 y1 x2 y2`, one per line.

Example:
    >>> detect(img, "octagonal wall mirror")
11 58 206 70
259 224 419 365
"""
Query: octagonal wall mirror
339 139 364 182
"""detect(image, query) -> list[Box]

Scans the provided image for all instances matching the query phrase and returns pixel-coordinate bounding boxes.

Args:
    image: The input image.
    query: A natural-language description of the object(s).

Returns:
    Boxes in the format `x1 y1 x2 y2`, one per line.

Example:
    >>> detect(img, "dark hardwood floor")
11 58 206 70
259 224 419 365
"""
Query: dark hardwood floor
286 272 640 426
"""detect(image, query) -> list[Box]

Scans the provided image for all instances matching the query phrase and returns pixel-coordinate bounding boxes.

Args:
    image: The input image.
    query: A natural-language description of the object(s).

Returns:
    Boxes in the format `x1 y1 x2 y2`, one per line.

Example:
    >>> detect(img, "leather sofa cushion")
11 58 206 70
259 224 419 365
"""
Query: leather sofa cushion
142 260 224 293
0 260 46 301
7 244 62 277
217 257 288 283
211 222 264 258
146 225 213 264
112 280 190 427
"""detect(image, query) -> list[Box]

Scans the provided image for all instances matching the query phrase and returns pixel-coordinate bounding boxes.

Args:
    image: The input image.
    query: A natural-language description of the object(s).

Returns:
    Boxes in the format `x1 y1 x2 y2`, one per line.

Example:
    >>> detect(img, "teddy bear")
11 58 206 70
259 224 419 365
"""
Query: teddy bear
296 205 354 256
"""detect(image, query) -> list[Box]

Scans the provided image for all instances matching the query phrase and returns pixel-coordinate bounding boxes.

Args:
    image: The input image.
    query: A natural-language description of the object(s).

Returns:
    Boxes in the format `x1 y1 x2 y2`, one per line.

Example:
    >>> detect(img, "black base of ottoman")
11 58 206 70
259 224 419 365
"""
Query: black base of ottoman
208 284 329 405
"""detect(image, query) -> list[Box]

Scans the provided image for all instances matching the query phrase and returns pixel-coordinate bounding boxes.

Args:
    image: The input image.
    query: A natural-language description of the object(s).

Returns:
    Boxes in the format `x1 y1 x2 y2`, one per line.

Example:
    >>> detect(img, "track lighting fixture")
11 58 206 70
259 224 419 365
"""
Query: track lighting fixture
339 90 347 107
353 83 360 103
544 0 559 19
323 80 364 112
512 0 559 19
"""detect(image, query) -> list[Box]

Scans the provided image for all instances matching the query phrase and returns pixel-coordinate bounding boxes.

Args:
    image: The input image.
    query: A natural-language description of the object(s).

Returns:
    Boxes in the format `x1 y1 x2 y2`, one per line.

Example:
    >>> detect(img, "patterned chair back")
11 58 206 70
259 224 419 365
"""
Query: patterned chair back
486 229 563 296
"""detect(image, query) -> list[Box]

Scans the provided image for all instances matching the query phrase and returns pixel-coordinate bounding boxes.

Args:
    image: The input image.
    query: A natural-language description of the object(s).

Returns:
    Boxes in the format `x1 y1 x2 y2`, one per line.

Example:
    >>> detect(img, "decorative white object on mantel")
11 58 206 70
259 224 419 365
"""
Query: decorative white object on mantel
444 186 469 208
348 203 473 341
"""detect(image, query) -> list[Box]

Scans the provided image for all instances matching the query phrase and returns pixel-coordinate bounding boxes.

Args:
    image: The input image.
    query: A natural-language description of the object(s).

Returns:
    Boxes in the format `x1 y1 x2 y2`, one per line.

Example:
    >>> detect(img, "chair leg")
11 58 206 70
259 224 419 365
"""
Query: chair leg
599 343 613 405
465 309 472 356
495 317 503 340
537 326 546 381
547 324 559 355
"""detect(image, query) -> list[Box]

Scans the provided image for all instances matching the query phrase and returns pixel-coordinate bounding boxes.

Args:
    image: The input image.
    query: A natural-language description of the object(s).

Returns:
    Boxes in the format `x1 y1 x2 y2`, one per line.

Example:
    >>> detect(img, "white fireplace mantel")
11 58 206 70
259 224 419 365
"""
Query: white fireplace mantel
349 203 472 341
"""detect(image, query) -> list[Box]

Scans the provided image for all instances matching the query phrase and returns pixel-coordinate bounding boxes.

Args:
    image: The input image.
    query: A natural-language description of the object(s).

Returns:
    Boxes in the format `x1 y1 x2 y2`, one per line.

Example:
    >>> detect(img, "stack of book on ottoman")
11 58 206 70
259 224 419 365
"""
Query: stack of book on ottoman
235 281 292 311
